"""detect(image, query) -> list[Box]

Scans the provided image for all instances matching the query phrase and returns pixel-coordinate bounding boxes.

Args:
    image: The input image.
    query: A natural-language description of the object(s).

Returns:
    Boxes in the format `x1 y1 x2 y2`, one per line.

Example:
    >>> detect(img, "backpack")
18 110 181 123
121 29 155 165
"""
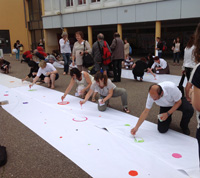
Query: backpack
98 41 111 66
129 46 132 55
0 145 7 167
162 41 167 51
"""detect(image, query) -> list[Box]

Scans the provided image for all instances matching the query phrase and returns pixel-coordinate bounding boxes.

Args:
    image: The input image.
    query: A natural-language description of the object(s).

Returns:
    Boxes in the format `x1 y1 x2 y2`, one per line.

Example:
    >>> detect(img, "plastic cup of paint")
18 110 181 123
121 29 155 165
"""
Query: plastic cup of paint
75 92 79 96
158 114 163 122
98 99 105 106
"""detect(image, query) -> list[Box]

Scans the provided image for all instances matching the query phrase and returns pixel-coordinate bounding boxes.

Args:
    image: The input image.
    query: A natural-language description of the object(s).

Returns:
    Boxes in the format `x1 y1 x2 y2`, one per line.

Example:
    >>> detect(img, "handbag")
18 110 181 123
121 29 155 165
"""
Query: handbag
82 41 94 68
178 73 185 97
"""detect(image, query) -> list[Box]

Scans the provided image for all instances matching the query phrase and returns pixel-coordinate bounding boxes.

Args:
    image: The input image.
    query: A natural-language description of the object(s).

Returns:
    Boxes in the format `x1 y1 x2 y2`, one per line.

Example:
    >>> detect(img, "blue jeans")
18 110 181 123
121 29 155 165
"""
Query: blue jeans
158 51 162 58
62 53 71 73
173 52 180 63
16 48 20 60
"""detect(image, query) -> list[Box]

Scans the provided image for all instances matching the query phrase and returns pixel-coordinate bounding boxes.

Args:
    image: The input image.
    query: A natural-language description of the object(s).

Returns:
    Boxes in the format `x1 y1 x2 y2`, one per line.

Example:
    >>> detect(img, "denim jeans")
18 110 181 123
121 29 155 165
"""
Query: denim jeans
173 52 180 63
62 53 71 73
16 48 20 60
158 51 162 58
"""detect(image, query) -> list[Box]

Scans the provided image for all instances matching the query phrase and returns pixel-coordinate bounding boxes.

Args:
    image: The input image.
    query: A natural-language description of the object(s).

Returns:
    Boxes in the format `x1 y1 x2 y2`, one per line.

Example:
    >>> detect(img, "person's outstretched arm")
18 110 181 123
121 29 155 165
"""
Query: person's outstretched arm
61 78 75 101
131 108 150 135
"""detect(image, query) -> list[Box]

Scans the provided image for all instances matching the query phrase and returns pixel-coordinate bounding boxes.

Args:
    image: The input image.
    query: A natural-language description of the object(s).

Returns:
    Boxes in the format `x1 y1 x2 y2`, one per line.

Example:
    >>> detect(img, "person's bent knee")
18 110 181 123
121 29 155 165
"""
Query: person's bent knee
158 127 169 133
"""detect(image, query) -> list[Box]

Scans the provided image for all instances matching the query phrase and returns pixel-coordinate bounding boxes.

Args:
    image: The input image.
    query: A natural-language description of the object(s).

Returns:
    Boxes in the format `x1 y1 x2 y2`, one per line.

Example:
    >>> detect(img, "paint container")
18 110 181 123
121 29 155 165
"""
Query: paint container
0 100 9 105
158 114 163 122
75 92 79 96
98 99 105 106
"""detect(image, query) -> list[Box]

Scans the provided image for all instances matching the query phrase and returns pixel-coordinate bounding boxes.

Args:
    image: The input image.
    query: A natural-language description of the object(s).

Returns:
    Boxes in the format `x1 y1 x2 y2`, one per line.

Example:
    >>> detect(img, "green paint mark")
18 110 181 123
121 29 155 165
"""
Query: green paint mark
134 137 144 143
28 89 37 91
88 144 91 145
125 124 130 126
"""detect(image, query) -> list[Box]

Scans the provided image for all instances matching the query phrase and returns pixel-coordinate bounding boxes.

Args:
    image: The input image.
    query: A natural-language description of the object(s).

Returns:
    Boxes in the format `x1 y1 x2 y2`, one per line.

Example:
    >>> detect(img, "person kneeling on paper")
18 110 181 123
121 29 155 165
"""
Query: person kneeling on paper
61 68 96 100
148 56 170 74
131 81 194 136
29 61 59 89
80 72 130 113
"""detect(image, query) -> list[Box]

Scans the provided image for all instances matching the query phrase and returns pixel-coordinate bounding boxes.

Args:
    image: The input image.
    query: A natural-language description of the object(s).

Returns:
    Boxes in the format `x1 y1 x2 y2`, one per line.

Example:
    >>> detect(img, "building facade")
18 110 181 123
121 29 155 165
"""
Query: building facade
0 0 31 54
0 0 44 54
42 0 200 55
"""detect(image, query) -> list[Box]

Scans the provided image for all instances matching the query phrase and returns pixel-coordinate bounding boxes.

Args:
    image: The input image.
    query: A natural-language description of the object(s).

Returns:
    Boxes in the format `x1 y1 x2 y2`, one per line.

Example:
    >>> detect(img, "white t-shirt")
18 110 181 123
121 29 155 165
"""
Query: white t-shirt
59 38 71 54
183 45 196 69
151 58 167 69
146 81 182 109
90 79 116 96
37 63 57 77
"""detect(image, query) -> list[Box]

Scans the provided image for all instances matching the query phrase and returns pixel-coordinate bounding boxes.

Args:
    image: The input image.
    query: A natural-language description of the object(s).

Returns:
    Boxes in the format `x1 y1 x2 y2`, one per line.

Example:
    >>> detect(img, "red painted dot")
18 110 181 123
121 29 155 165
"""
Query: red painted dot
60 136 63 138
172 153 182 158
44 122 47 124
99 115 101 117
129 170 138 176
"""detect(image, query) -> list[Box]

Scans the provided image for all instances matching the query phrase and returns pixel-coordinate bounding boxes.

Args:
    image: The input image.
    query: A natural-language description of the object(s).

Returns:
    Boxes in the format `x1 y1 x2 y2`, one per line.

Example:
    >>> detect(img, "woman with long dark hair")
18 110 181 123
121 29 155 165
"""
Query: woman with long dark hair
80 71 130 113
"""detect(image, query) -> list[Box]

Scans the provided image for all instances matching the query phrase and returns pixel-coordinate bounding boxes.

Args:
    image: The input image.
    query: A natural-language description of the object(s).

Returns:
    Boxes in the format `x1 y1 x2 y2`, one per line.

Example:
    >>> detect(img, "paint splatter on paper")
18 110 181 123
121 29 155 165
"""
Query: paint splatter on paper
23 102 28 104
4 94 8 96
58 101 70 105
172 153 182 158
129 170 138 176
72 117 88 122
125 124 130 126
28 89 37 91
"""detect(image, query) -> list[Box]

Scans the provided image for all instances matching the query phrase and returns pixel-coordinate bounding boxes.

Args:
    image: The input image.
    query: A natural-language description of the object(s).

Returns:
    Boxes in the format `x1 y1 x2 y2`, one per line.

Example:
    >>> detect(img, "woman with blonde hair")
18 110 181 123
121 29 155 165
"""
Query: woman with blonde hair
29 61 59 89
72 31 92 72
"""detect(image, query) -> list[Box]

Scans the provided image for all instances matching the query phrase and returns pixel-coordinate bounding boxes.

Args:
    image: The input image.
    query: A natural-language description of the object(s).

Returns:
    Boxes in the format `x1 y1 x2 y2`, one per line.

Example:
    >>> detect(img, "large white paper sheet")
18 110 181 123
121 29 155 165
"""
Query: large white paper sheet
121 69 188 87
0 73 30 88
0 75 199 178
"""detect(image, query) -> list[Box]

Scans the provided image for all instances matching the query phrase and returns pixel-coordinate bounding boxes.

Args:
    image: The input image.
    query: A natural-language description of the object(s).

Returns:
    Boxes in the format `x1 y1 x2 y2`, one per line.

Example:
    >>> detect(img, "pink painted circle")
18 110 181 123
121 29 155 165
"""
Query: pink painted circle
58 101 70 105
72 117 88 122
172 153 182 158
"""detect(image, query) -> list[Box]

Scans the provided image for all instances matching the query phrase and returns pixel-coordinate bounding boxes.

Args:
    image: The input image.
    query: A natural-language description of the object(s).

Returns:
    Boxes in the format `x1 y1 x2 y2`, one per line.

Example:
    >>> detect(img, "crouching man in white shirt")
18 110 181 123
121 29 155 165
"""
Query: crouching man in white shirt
30 61 59 89
131 81 194 135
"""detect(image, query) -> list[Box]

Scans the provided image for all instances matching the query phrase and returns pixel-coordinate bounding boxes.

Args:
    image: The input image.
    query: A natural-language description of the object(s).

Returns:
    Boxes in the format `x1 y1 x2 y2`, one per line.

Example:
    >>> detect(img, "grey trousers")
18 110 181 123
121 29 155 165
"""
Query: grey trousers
98 87 128 111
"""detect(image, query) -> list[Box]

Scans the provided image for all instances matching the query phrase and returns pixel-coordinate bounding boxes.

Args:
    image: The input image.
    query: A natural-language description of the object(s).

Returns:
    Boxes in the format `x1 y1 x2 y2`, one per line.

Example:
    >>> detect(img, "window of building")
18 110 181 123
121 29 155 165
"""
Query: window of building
66 0 73 7
91 0 100 2
78 0 86 5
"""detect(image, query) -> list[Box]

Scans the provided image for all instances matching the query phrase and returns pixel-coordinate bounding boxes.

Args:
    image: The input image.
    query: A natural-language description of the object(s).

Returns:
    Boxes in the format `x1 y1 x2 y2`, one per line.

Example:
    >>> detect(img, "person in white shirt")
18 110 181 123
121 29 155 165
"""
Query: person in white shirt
148 56 170 74
183 35 196 81
131 81 194 136
59 32 71 75
30 61 59 89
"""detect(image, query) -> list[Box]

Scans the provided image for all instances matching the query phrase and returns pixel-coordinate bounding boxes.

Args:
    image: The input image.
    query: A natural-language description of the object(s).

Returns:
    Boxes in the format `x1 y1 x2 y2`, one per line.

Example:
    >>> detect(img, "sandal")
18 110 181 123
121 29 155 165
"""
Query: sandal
123 107 130 113
92 98 96 102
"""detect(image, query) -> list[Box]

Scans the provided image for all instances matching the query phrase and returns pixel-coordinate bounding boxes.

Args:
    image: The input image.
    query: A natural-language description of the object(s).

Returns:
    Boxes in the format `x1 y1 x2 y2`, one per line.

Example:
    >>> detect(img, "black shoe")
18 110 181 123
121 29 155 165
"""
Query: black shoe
21 59 24 63
112 80 118 83
182 128 190 135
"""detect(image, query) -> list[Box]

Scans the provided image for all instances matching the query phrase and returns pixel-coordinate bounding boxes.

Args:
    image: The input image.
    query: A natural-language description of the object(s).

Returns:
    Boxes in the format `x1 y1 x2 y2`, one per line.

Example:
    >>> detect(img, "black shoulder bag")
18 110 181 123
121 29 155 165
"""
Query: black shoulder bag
82 41 94 68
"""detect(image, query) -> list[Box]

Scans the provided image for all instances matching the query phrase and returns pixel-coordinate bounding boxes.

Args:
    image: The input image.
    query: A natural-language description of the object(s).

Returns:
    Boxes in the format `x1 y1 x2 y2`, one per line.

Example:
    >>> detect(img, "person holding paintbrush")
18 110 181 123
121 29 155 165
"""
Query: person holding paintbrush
131 82 194 136
80 71 130 113
61 68 96 100
29 61 58 89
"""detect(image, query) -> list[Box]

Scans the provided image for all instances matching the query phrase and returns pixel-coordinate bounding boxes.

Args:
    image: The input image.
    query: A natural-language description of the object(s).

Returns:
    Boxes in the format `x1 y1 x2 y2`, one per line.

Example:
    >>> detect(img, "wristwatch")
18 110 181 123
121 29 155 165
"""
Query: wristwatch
167 112 171 117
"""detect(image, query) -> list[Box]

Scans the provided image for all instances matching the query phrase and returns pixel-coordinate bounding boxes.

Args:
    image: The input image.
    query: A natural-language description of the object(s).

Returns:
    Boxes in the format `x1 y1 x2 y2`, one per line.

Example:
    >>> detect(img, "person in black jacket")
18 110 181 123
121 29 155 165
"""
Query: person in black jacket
155 37 163 58
22 61 44 82
132 58 155 81
0 58 10 74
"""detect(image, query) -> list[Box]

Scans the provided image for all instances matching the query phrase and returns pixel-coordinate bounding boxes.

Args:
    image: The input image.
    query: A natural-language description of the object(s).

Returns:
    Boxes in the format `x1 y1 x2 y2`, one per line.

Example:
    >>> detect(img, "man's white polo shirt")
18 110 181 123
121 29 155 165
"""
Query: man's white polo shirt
146 81 182 109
